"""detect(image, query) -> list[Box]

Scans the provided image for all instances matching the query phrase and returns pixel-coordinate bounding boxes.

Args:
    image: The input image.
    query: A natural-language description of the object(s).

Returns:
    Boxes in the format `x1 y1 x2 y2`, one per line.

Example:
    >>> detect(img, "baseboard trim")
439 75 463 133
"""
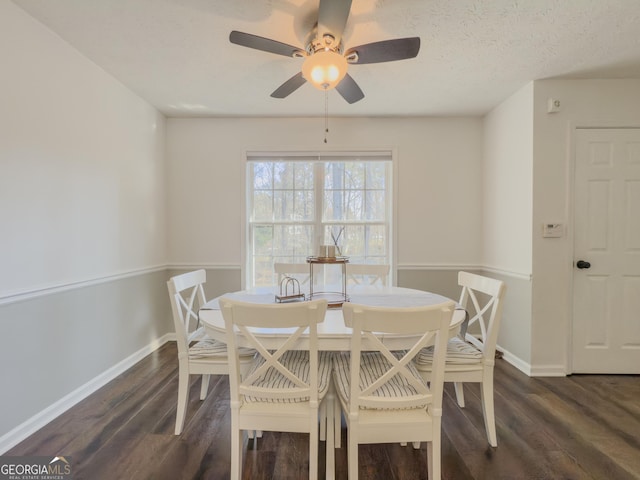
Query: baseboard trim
498 346 532 376
528 364 567 377
0 333 175 454
498 344 567 377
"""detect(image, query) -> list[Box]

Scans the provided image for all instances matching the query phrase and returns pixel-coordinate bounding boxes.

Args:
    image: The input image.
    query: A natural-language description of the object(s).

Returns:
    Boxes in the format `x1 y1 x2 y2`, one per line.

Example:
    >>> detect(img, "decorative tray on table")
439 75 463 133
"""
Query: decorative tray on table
275 276 306 303
306 256 349 263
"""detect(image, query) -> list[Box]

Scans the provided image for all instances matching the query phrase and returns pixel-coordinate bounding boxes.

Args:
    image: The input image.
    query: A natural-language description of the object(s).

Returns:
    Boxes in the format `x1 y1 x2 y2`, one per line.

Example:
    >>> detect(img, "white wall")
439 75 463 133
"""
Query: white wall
483 84 534 275
531 79 640 373
482 83 534 367
166 116 484 273
0 1 167 298
0 1 168 447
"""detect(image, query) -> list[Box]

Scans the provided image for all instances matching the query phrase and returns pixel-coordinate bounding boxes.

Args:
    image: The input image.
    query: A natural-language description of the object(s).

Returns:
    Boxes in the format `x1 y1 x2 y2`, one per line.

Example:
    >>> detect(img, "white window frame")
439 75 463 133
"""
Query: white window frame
242 150 397 289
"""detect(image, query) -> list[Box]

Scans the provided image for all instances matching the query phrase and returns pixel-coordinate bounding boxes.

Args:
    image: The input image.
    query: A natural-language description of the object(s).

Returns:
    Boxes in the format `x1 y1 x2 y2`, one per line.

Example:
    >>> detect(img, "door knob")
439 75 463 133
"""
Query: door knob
576 260 591 269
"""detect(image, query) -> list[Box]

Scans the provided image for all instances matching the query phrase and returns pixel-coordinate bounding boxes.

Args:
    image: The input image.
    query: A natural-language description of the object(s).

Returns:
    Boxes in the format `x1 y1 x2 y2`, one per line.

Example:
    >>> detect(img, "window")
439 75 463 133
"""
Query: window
245 152 393 288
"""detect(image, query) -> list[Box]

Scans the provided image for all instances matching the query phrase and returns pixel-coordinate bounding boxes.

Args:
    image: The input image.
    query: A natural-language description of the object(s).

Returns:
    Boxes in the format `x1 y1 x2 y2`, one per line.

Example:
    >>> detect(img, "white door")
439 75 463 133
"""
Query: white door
572 128 640 373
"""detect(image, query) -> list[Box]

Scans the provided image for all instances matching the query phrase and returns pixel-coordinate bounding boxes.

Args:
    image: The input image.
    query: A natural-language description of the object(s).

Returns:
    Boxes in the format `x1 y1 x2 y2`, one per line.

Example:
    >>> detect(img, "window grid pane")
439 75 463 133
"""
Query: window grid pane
248 158 391 287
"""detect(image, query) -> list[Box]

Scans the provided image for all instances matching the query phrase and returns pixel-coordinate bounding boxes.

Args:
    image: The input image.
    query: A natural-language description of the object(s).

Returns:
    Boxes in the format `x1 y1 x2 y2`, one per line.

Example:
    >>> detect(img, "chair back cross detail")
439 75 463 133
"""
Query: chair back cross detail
459 272 506 362
350 322 437 410
235 321 314 402
169 270 207 353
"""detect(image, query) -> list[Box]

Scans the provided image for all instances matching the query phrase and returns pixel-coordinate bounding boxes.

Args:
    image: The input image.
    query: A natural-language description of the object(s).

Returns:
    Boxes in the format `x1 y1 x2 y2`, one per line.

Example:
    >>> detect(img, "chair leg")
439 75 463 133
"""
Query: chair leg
325 396 335 480
174 366 190 435
334 395 341 449
431 417 441 479
247 430 263 448
480 373 497 447
309 408 319 480
200 374 210 400
325 382 341 449
230 421 242 480
427 441 433 480
319 399 327 441
348 422 358 480
454 381 465 407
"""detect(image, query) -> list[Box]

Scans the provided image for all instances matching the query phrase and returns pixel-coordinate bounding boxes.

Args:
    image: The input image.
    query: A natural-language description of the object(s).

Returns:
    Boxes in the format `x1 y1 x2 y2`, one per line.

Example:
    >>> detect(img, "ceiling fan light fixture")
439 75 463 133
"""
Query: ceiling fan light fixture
302 50 348 91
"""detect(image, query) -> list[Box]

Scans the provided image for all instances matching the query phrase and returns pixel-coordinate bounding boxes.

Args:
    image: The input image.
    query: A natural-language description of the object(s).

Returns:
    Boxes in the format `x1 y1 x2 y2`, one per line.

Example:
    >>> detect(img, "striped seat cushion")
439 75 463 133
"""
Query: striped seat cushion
415 336 483 366
242 350 333 403
332 351 429 410
188 338 254 359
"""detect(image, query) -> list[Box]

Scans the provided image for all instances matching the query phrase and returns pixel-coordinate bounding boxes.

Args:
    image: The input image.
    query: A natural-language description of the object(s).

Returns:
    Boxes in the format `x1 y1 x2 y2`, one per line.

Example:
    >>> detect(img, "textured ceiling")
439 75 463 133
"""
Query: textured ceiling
11 0 640 117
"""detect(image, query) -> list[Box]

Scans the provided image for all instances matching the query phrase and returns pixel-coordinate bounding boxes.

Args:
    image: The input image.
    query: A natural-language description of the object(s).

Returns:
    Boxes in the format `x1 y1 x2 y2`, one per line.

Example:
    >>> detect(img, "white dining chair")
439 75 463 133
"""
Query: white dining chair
274 262 311 285
318 261 391 447
414 271 506 447
219 297 333 480
346 263 390 286
167 270 254 435
333 300 455 480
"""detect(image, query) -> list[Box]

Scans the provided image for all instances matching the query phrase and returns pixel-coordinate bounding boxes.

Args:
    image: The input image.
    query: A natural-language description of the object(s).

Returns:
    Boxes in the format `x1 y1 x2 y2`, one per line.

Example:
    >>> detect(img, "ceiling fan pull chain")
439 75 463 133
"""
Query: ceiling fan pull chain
324 90 329 143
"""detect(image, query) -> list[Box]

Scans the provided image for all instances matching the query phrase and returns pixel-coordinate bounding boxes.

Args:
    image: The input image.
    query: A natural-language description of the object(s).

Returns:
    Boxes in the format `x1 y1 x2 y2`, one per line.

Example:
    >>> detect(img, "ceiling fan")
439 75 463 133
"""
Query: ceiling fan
229 0 420 104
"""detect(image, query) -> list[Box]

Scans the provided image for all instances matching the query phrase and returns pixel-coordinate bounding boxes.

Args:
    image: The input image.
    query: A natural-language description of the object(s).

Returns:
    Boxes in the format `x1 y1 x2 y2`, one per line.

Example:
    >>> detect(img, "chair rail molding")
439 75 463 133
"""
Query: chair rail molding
0 265 167 306
167 263 241 270
481 266 532 282
397 263 482 271
397 264 532 281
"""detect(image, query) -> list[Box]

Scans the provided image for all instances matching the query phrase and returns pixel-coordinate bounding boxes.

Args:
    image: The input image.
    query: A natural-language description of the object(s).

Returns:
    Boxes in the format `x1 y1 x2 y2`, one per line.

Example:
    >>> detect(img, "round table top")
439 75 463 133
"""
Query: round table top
199 286 465 351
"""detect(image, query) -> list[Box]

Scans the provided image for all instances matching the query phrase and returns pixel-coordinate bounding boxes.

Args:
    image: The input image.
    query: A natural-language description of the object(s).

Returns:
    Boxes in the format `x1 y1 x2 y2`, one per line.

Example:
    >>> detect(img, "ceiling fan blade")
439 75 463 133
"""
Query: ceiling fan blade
271 72 307 98
318 0 352 45
346 37 420 64
335 73 364 104
230 31 302 57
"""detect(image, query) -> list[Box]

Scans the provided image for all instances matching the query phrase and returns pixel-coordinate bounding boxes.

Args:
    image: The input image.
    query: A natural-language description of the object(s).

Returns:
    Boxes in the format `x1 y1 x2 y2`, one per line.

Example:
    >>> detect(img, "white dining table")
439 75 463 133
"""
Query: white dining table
199 286 466 351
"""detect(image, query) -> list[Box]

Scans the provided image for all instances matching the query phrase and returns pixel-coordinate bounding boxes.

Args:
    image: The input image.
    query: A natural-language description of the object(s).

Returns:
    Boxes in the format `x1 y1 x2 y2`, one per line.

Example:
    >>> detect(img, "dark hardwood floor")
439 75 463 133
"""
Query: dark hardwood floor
7 342 640 479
